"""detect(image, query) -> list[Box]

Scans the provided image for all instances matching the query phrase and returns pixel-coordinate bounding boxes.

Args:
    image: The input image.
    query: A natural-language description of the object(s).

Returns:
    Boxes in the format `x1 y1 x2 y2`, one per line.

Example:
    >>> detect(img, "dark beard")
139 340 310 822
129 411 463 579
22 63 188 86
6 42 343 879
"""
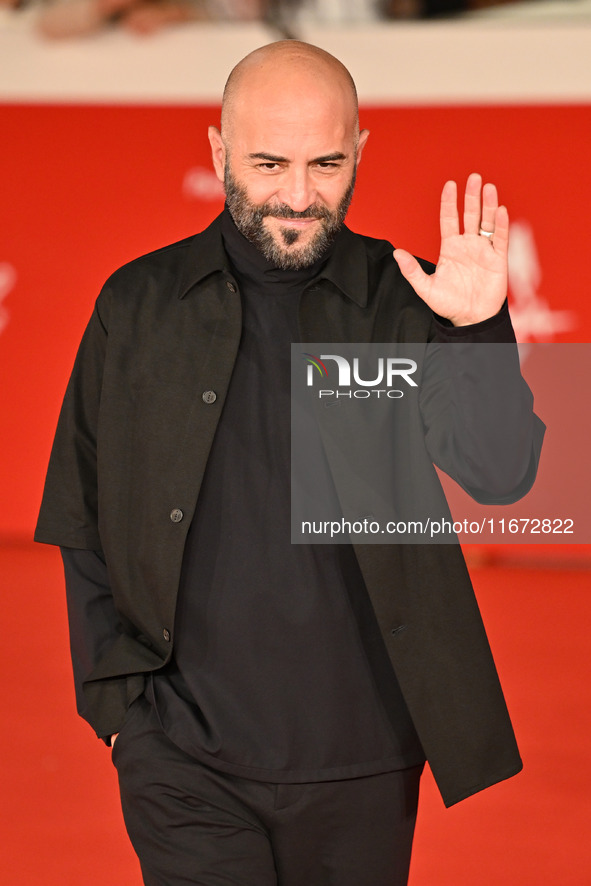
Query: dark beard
224 165 355 270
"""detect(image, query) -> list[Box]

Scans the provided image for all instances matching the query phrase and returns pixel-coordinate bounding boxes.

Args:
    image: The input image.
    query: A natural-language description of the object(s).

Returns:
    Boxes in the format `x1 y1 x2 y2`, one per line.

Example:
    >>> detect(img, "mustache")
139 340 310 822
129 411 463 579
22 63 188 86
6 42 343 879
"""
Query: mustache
259 203 331 221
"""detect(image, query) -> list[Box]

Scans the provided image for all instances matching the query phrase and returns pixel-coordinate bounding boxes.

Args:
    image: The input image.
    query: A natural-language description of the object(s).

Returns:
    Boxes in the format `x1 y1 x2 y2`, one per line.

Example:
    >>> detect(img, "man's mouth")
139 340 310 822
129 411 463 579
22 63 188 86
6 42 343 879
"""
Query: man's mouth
273 217 318 227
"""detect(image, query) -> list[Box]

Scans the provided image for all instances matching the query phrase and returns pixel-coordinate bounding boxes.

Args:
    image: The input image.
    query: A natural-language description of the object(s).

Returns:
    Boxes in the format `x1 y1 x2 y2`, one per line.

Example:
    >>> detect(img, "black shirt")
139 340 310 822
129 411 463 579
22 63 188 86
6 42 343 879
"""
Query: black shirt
149 210 424 781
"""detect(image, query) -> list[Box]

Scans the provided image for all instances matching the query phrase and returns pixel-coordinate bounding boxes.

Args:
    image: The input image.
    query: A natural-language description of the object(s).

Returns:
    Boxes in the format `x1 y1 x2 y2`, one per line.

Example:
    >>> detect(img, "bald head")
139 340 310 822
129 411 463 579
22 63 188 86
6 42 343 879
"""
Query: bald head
221 41 359 145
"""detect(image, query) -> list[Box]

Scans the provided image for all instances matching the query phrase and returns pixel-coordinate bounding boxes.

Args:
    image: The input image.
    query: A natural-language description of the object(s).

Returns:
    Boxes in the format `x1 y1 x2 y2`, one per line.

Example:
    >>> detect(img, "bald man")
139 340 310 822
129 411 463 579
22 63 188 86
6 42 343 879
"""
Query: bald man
36 41 543 886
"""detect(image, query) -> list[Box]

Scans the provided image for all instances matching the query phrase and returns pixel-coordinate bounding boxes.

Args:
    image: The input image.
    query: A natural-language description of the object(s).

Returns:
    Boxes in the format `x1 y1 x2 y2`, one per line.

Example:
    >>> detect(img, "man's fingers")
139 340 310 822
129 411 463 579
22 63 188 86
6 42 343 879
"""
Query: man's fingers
492 204 509 258
480 182 498 234
440 180 459 240
441 175 502 240
463 172 483 235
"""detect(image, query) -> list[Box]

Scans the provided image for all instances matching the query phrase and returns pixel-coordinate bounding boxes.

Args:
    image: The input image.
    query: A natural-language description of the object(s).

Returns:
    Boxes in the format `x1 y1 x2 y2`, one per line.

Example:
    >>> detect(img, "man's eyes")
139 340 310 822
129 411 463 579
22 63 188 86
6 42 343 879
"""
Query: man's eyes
255 162 341 172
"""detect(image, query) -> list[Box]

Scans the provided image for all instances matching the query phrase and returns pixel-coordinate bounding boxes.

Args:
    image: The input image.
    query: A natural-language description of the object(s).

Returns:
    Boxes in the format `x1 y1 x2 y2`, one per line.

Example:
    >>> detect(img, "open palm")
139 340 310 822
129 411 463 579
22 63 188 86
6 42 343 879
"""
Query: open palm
394 173 509 327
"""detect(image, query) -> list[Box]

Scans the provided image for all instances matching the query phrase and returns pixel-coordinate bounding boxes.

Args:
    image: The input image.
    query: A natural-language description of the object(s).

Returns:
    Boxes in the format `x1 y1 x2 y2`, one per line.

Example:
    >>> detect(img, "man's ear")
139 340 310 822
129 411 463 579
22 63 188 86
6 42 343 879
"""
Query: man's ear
356 129 370 166
208 126 226 183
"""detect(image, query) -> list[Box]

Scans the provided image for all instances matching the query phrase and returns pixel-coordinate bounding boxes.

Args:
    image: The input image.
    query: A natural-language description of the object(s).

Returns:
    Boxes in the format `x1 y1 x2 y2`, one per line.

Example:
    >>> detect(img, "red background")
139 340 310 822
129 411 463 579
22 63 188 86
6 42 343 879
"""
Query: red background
1 103 590 545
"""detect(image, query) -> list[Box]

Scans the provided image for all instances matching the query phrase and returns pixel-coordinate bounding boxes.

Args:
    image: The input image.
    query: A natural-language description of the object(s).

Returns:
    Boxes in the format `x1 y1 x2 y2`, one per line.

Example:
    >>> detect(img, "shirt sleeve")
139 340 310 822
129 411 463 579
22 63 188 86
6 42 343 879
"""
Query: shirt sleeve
431 298 517 344
60 547 122 739
420 301 545 503
35 296 108 550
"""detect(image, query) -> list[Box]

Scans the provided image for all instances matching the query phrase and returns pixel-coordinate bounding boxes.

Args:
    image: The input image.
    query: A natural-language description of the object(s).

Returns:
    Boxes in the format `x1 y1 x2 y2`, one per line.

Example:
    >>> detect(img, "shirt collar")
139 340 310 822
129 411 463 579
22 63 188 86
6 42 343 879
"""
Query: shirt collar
175 213 230 300
314 223 369 308
176 209 370 307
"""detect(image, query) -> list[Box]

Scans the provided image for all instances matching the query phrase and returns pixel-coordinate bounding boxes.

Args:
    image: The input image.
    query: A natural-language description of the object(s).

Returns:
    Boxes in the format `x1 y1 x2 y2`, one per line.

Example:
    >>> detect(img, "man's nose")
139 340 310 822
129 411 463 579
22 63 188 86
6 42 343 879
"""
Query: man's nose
278 167 317 212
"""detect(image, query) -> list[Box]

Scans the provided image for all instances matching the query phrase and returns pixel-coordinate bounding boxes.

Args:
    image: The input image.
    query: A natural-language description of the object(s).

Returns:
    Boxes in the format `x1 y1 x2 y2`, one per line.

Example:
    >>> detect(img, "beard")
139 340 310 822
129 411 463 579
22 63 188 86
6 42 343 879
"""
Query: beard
224 164 356 270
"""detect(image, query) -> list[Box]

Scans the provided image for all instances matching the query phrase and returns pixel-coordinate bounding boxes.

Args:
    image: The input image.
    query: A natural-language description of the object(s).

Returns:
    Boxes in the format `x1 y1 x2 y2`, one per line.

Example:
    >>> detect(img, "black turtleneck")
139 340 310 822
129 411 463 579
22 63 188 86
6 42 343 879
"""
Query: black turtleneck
148 210 423 782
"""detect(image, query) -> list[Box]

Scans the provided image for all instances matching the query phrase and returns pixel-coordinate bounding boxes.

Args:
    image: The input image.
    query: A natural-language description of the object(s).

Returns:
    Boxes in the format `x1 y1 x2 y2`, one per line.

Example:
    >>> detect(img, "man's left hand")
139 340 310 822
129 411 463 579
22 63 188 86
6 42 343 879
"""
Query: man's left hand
393 173 509 327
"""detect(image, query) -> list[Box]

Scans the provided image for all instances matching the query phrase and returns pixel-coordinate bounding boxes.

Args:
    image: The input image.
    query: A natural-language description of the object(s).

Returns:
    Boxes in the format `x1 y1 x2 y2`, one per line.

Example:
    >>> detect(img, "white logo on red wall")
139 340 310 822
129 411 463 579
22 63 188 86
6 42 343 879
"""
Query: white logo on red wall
508 220 576 342
182 167 225 201
0 263 16 336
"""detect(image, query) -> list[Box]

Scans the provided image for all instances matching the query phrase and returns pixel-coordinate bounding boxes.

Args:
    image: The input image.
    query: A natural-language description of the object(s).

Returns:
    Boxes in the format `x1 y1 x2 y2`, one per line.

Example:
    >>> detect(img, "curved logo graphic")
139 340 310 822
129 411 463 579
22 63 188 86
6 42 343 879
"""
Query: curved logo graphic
303 353 329 380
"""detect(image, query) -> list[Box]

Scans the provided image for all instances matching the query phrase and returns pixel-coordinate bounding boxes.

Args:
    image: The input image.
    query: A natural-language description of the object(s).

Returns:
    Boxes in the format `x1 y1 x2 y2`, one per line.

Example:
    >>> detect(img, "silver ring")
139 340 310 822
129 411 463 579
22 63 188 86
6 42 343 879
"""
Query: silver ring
479 228 494 238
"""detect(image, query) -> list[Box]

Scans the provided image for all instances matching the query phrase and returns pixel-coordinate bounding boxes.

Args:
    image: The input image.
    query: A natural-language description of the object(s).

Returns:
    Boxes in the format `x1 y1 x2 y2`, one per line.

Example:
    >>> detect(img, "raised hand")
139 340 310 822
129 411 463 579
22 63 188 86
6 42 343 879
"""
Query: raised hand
393 173 509 327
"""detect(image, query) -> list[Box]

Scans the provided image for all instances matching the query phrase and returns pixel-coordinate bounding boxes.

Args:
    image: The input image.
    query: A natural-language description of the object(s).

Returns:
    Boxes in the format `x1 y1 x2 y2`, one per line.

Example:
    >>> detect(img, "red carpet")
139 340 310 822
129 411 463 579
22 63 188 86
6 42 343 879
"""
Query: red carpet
1 541 589 885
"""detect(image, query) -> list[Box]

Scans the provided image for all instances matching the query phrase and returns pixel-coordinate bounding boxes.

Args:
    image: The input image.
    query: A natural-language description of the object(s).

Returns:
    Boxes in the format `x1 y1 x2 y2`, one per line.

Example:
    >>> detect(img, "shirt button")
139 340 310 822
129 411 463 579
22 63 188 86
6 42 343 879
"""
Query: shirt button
202 390 217 404
170 508 184 523
226 281 237 292
163 628 171 642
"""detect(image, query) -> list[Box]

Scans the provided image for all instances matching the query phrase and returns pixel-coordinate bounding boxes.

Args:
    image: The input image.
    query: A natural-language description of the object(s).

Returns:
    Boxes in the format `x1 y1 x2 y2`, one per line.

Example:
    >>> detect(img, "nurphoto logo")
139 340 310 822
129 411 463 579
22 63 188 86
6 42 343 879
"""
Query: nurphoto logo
302 352 418 399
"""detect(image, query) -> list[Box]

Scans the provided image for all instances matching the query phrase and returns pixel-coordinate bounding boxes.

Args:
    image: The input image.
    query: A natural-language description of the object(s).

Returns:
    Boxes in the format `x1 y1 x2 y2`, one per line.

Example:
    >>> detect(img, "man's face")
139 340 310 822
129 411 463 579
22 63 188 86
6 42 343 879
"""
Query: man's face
224 161 356 270
209 74 369 270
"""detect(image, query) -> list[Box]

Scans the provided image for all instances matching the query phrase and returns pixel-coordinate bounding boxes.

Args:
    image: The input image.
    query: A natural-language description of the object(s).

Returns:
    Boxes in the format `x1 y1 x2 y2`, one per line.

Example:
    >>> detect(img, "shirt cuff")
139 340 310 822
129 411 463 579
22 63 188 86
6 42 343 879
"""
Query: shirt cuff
432 299 516 344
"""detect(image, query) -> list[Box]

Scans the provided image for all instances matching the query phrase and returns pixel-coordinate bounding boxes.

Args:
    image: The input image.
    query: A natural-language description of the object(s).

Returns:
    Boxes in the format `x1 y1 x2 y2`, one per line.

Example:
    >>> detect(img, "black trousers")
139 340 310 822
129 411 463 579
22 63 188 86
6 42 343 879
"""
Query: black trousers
112 696 423 886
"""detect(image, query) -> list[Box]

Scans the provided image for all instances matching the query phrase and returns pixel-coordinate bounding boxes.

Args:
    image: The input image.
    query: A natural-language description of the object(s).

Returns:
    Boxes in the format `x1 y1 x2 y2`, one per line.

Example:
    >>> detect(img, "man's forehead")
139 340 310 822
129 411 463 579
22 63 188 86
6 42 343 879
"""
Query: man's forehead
236 86 352 122
229 101 356 155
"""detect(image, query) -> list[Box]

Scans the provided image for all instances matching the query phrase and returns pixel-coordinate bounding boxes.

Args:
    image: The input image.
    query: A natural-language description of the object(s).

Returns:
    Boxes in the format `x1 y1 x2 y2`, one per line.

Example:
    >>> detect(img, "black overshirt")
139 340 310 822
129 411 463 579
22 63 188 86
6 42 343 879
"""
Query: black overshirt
52 207 544 804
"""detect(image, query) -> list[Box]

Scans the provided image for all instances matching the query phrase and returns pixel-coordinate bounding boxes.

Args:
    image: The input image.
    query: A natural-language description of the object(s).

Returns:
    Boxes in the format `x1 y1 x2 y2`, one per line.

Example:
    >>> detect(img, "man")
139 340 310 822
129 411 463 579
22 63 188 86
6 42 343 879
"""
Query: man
36 41 544 886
